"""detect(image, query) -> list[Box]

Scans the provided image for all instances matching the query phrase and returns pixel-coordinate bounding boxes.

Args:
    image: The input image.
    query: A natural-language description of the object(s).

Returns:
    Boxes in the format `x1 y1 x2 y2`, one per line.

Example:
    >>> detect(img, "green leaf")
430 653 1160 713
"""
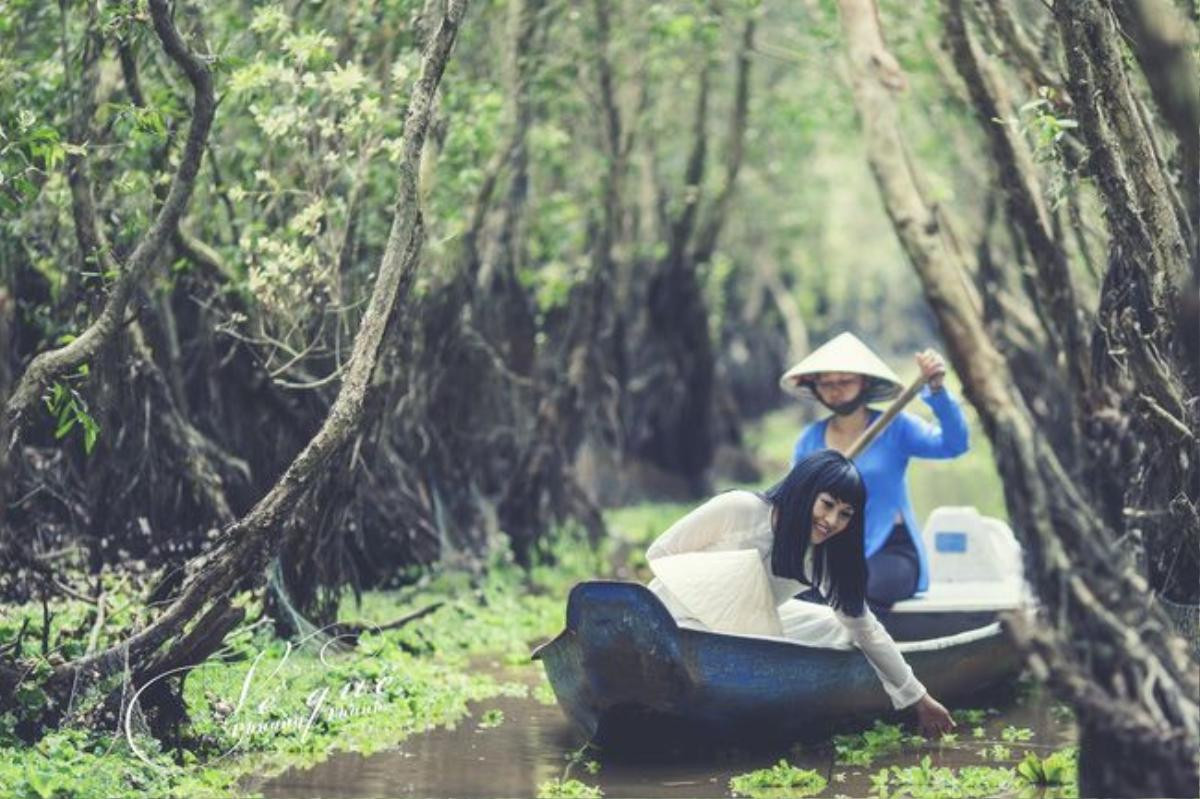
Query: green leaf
82 417 100 454
54 413 76 439
1015 753 1040 782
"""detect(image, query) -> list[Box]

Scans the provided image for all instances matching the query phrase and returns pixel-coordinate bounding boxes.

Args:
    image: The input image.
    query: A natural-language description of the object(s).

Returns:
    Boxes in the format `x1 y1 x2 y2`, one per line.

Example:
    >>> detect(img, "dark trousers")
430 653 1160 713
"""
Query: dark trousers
866 523 920 614
793 524 921 615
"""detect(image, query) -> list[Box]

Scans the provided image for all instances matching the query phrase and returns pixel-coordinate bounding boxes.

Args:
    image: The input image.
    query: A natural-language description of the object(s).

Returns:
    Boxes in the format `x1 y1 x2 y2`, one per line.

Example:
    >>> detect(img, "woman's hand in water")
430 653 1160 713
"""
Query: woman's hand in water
913 693 955 737
915 349 947 392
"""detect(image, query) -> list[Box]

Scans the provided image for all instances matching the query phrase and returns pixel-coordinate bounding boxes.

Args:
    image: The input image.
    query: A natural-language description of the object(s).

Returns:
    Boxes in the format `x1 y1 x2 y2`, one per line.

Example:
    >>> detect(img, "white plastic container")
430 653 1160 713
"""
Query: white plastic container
921 506 1022 583
892 507 1029 614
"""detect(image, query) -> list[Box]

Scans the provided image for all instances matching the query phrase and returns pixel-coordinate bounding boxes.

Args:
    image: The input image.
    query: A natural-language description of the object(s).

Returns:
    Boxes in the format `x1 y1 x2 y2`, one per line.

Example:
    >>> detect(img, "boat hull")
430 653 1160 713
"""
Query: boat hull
533 581 1022 748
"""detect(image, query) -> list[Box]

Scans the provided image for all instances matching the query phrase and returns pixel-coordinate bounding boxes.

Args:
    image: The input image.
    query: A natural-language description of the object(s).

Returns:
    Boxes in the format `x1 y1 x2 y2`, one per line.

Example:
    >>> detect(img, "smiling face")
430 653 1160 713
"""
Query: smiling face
810 491 856 545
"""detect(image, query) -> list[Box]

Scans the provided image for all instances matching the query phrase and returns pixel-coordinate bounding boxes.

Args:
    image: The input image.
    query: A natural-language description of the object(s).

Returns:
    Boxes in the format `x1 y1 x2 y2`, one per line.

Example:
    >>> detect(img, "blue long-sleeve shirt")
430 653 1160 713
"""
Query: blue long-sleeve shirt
790 386 969 592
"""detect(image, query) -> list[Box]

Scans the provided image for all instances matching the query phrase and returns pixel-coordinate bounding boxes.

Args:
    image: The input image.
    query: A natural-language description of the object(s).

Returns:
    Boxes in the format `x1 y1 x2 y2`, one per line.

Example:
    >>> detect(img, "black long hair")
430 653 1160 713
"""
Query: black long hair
766 449 868 616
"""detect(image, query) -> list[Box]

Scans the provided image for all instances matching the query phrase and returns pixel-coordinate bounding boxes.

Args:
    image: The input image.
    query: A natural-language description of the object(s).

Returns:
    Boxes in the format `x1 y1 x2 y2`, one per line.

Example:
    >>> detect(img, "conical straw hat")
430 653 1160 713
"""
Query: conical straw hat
779 332 903 402
649 550 783 637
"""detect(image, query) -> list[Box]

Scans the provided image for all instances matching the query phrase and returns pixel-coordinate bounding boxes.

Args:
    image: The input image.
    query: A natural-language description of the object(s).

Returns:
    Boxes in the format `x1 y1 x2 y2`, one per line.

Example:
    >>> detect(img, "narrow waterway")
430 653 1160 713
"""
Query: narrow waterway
245 656 1075 799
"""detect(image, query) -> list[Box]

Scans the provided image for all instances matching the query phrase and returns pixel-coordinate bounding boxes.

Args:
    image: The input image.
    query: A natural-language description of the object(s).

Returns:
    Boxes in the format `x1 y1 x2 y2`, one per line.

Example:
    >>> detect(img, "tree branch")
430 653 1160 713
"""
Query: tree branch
1111 0 1200 248
35 0 470 717
4 0 216 453
942 0 1091 411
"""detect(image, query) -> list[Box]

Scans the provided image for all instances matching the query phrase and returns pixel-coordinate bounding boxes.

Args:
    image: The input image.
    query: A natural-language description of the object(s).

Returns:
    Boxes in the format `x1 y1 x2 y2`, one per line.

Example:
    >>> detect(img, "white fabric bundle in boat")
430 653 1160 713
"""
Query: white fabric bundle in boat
649 549 783 637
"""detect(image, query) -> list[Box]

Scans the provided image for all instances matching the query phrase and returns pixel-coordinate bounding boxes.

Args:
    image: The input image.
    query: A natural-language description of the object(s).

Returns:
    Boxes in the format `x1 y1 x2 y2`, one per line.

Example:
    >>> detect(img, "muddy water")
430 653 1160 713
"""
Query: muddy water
248 659 1076 799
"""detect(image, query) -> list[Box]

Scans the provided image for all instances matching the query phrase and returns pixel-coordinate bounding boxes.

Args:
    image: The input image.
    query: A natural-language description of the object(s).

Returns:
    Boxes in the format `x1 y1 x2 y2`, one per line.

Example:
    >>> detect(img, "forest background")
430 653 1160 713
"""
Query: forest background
0 0 1196 797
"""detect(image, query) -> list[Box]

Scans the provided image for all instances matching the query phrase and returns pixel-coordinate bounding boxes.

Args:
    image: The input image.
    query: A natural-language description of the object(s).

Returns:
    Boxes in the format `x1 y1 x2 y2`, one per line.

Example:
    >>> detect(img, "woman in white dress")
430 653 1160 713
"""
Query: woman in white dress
645 449 956 736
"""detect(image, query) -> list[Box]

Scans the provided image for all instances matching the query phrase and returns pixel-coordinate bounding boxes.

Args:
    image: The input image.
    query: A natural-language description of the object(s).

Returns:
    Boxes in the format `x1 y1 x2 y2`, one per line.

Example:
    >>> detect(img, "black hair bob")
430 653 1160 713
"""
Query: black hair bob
765 449 868 616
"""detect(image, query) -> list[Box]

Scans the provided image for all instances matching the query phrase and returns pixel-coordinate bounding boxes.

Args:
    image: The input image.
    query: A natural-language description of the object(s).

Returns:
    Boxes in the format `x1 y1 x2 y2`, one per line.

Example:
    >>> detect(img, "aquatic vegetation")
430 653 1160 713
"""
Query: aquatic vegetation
494 681 530 698
857 722 1076 799
537 777 604 798
868 755 1018 799
0 521 606 798
953 765 1023 797
973 742 1012 761
554 742 604 786
870 768 892 796
833 720 906 766
951 708 987 725
1016 748 1078 790
1001 724 1034 743
728 759 828 798
0 479 1074 798
478 709 505 729
0 728 249 799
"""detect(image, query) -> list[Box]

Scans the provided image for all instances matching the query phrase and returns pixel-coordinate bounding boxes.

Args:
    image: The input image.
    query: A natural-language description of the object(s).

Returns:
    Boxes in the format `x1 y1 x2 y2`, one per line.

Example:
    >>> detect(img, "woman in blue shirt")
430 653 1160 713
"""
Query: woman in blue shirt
782 333 969 610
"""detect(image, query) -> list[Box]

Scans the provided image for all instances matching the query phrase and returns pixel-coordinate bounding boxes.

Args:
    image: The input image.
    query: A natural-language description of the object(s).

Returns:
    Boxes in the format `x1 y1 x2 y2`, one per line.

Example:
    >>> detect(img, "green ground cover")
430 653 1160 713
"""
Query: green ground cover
0 402 1016 799
0 528 599 799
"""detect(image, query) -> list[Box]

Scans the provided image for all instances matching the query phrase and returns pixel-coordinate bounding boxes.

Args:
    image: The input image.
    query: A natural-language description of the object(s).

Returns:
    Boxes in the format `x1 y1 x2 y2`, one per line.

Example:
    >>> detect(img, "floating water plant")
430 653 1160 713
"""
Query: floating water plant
1016 748 1078 790
951 708 987 725
1001 725 1034 743
983 742 1012 761
833 720 905 766
478 708 505 729
729 759 828 798
537 777 604 798
869 756 1018 799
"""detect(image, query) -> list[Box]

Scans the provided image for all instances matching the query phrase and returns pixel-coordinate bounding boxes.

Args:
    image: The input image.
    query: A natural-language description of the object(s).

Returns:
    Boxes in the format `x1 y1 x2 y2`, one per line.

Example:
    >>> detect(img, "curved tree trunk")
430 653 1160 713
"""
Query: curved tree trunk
2 0 471 734
834 1 1199 795
1054 0 1199 608
1110 0 1199 260
1 0 237 607
2 0 215 457
942 0 1090 421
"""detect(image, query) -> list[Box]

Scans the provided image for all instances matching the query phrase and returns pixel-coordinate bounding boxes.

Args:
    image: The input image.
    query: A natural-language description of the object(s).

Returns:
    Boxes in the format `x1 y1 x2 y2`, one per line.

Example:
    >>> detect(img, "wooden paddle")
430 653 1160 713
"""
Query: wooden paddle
844 373 930 460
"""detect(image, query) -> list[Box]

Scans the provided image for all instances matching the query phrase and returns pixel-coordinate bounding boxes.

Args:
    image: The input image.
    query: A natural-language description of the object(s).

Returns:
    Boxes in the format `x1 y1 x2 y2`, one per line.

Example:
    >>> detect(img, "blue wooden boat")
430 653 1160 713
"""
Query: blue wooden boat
532 579 1023 749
